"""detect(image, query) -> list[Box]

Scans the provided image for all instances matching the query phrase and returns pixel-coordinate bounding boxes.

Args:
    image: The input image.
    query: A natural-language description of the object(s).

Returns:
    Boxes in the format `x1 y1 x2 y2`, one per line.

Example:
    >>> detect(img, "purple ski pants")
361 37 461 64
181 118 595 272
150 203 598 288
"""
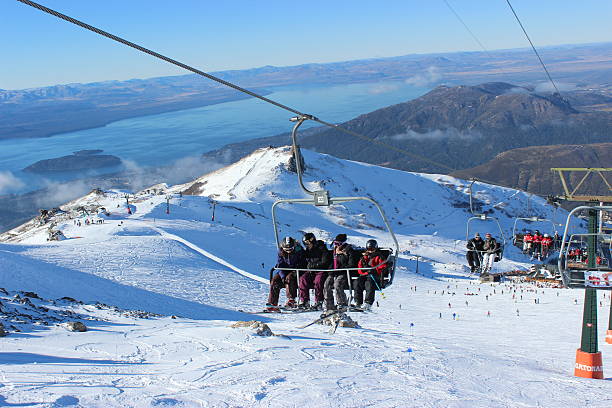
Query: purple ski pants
299 271 327 303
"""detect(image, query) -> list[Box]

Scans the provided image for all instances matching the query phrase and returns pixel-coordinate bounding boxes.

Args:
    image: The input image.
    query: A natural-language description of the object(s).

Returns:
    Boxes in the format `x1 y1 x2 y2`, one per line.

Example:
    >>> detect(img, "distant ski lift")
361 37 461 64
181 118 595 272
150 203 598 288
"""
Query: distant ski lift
271 116 400 299
512 216 557 246
558 205 612 289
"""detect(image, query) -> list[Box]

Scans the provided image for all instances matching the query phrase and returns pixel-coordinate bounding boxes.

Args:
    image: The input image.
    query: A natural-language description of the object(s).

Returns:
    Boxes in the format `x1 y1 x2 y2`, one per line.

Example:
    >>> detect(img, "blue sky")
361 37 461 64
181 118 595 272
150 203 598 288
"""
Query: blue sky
2 0 611 89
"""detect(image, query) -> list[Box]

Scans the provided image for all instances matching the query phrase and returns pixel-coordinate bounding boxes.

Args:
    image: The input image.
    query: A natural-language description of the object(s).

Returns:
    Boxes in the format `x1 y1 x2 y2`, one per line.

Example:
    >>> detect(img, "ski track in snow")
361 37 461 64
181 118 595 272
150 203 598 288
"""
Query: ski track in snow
1 147 611 407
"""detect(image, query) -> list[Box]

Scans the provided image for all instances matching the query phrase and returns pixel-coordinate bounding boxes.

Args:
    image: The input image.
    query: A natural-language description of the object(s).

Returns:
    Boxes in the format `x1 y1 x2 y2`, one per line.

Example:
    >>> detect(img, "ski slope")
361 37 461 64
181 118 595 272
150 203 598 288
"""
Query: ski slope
1 146 611 407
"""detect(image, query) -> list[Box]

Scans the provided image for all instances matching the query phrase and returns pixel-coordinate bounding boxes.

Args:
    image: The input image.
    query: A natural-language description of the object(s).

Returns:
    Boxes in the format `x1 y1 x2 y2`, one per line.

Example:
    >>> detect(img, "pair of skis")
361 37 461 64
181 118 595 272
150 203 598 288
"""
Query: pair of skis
297 310 342 330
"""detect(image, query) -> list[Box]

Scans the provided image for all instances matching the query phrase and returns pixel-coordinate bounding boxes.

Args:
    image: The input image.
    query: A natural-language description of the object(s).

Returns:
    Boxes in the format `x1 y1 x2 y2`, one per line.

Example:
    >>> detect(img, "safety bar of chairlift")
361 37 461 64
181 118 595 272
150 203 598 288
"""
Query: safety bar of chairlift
558 205 612 288
271 197 400 276
273 263 392 308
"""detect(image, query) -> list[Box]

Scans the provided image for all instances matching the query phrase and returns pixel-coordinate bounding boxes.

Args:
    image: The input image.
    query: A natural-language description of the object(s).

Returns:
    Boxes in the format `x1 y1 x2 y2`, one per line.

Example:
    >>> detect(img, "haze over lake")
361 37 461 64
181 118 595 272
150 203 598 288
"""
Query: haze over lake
0 80 428 193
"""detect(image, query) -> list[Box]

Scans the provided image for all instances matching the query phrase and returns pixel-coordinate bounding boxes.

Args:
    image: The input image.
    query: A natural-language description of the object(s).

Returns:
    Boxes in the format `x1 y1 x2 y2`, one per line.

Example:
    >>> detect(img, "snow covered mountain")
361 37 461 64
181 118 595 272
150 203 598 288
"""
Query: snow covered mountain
1 147 610 407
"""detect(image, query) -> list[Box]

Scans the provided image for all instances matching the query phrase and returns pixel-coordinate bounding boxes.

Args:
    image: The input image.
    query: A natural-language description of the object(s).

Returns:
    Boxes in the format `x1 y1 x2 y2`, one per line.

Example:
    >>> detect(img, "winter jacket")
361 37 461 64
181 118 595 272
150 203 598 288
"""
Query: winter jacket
533 234 543 244
467 238 485 252
357 249 387 276
483 238 500 253
542 237 553 247
304 240 332 270
276 248 306 270
523 234 533 243
332 243 358 272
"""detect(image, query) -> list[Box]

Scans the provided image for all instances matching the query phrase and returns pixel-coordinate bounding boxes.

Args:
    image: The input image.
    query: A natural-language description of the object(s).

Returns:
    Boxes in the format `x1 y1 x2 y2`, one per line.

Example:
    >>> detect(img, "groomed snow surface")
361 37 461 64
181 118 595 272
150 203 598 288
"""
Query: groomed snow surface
1 147 611 407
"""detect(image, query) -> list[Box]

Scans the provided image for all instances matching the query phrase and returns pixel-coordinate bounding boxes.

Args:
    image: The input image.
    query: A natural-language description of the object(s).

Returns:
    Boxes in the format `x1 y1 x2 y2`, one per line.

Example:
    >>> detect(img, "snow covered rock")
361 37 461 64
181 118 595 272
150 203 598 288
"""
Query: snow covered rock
231 320 274 336
62 321 87 332
0 322 7 337
322 312 359 328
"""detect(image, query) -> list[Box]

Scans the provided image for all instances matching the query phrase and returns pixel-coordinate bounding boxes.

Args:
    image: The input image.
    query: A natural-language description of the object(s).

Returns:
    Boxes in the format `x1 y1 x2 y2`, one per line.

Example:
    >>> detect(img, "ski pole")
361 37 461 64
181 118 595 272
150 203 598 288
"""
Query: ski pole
369 273 386 299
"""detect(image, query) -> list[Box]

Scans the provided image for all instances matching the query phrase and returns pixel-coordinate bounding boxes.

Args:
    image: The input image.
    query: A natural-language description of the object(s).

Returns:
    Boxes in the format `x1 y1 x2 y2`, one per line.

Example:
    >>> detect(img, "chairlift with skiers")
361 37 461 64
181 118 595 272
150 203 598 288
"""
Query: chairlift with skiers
271 116 400 302
465 180 506 262
558 205 612 289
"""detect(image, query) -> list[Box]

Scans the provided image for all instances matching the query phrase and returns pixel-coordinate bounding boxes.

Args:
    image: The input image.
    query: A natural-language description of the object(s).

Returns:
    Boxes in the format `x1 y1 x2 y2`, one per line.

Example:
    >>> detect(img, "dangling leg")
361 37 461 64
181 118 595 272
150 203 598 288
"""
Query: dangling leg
324 274 336 311
334 274 348 308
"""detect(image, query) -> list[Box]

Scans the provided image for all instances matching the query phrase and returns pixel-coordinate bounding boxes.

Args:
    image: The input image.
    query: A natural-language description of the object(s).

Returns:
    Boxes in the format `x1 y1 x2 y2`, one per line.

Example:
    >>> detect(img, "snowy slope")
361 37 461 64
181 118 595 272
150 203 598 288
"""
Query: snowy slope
1 146 611 407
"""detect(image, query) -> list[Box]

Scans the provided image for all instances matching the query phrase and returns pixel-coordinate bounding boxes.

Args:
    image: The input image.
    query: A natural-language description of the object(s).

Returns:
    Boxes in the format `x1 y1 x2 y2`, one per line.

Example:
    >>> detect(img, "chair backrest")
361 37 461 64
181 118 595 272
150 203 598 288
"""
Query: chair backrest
378 248 395 288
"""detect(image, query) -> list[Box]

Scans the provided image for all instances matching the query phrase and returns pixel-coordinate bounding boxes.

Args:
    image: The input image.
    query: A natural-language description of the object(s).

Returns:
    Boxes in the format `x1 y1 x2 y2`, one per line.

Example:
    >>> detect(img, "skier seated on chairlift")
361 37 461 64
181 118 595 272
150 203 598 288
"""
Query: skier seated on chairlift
568 246 582 262
324 234 357 311
265 236 305 312
541 234 553 258
532 230 543 258
466 233 485 273
481 233 500 274
298 232 331 310
553 231 562 250
352 239 387 311
522 231 533 254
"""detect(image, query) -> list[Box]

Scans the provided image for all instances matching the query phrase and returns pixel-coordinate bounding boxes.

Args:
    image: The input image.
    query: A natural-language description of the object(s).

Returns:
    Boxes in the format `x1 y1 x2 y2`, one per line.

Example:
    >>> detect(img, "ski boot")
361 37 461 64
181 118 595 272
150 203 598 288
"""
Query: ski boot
265 303 280 313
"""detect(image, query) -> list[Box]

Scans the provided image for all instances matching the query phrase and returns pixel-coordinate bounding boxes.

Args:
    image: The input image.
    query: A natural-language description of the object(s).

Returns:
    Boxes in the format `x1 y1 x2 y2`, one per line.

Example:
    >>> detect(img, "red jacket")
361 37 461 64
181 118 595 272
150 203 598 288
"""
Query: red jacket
542 237 553 247
357 251 387 276
523 234 533 243
533 234 543 244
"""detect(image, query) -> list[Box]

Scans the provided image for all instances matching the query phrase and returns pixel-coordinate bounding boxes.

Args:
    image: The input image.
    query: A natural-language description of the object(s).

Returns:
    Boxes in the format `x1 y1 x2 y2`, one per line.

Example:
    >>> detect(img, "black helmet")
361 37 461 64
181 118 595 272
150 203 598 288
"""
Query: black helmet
302 232 316 243
366 239 378 250
281 236 295 250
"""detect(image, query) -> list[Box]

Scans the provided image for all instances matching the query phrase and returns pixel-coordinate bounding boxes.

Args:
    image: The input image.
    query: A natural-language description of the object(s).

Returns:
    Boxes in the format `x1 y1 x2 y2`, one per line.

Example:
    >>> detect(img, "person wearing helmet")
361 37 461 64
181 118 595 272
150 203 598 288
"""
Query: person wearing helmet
481 233 499 274
298 232 331 310
532 230 543 259
266 236 305 311
353 239 387 310
324 233 357 311
541 233 553 258
466 233 484 273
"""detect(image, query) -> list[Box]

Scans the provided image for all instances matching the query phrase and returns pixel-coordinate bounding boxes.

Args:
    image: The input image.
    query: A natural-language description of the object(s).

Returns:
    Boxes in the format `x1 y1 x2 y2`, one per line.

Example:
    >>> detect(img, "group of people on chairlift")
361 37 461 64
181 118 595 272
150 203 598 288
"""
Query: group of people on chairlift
519 230 556 259
466 232 501 274
266 233 388 313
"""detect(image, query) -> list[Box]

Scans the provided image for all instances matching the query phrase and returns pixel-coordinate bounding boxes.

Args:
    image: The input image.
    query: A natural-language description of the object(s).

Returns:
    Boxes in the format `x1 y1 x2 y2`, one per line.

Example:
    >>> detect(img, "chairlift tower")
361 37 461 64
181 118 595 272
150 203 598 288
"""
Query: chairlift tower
552 167 612 379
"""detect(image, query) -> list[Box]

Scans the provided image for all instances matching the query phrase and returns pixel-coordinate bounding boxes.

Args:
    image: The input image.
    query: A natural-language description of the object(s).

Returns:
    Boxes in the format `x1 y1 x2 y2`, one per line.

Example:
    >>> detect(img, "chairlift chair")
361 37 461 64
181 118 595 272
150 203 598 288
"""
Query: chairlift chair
271 116 400 305
512 216 556 246
558 205 612 289
512 216 557 259
465 181 506 268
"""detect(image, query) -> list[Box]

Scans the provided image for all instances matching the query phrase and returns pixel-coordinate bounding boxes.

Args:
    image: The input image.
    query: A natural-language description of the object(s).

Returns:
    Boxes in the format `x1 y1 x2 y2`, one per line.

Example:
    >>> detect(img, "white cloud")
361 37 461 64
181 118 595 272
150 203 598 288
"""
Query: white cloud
367 83 400 95
405 66 442 87
0 171 25 194
388 127 481 141
35 179 90 208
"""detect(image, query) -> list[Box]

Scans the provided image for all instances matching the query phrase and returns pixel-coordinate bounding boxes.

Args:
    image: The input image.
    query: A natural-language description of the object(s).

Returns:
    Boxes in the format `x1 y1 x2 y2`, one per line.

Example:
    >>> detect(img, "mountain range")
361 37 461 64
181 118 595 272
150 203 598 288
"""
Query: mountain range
2 42 612 141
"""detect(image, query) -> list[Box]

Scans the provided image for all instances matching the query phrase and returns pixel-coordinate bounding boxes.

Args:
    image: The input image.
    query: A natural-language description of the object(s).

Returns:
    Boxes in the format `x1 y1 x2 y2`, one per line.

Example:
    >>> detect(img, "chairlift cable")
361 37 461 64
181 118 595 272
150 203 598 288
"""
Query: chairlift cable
18 0 458 173
443 0 492 59
18 0 548 196
504 0 561 95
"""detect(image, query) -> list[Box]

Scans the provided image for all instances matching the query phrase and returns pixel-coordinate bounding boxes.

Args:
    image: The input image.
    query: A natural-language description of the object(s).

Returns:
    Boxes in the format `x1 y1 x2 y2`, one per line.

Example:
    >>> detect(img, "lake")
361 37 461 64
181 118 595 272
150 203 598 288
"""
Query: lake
0 80 429 194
